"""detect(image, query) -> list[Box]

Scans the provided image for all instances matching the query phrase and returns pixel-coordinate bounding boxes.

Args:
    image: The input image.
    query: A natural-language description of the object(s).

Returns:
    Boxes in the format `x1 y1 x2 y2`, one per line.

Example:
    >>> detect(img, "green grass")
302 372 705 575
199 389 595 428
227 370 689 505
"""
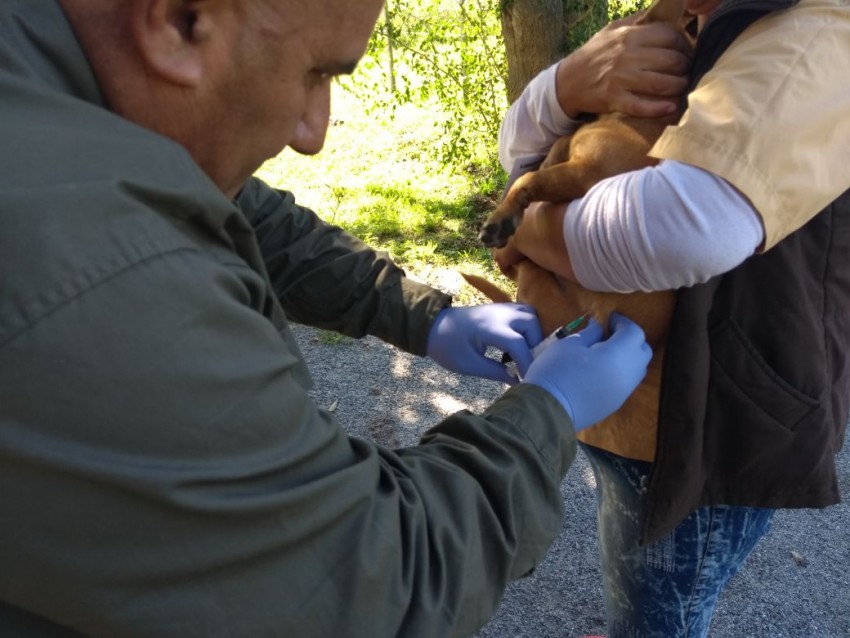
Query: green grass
315 330 354 346
255 87 515 305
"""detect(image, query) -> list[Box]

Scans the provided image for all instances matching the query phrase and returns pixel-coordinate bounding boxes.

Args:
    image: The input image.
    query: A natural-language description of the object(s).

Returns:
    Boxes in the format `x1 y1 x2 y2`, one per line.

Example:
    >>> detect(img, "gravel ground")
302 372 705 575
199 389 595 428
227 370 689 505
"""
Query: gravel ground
292 322 850 638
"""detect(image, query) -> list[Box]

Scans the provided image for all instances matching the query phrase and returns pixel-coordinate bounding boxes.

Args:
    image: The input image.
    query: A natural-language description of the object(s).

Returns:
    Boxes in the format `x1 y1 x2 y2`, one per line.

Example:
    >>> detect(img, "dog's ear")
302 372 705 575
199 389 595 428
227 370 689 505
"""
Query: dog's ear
636 0 685 25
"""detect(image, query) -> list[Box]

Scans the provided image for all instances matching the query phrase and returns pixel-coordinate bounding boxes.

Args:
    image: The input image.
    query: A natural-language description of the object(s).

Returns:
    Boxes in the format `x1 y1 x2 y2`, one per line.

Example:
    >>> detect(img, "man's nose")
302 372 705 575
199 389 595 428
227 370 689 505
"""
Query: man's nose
290 90 331 156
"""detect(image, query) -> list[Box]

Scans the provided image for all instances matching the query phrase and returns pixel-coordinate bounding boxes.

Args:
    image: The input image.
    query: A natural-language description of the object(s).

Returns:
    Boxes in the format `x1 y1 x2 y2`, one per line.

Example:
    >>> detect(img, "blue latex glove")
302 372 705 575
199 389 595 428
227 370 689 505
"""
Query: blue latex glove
427 304 544 385
523 313 652 431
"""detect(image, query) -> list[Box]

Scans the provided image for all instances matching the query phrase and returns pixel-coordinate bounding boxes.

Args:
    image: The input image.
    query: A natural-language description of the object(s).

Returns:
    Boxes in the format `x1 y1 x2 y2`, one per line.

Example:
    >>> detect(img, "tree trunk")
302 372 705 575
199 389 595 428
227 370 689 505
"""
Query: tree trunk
500 0 566 103
384 1 397 93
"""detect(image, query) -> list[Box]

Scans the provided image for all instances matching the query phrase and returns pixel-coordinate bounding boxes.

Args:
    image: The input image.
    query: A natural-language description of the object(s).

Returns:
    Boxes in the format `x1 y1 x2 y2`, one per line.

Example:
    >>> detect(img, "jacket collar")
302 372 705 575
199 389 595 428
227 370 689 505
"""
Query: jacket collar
0 0 105 106
689 0 801 90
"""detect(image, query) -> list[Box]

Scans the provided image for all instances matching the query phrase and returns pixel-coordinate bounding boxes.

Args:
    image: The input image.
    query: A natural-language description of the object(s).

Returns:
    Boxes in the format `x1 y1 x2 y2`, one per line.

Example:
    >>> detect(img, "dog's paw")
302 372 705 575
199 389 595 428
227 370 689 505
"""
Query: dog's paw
478 214 519 248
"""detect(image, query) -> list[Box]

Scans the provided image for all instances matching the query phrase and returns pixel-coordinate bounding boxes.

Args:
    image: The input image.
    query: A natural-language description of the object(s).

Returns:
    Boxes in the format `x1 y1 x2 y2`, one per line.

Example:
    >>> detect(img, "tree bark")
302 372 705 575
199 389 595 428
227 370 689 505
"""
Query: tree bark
384 1 397 93
500 0 566 103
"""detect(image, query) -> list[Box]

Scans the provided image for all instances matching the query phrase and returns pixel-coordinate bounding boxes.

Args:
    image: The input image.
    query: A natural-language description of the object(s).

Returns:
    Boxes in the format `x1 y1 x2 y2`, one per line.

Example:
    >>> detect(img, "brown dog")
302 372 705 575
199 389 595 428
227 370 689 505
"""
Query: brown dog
472 0 692 460
479 0 690 249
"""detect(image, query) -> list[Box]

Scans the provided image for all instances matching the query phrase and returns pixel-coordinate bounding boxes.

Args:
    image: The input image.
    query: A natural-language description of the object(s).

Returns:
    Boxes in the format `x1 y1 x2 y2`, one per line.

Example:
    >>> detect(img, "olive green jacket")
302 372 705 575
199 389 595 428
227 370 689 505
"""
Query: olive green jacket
0 2 576 636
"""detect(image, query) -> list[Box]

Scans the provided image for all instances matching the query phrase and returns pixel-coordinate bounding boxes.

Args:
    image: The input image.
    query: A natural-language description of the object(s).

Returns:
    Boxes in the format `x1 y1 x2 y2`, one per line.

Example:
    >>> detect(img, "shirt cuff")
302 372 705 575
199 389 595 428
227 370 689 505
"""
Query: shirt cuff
542 62 584 134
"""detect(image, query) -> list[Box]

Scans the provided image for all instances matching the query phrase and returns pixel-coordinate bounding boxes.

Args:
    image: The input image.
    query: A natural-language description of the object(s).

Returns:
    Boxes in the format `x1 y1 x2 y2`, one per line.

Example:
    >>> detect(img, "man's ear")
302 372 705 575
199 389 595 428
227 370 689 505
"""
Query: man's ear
132 0 216 87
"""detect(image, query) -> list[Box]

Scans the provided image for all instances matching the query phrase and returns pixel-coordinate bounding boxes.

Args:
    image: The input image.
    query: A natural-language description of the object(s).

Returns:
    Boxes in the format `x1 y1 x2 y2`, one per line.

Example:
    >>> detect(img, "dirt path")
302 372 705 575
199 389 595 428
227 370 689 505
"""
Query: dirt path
293 322 850 638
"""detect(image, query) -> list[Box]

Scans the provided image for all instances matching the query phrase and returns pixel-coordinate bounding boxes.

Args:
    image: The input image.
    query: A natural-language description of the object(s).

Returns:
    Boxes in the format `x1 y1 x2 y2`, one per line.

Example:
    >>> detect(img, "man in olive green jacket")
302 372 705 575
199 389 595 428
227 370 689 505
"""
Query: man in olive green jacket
0 1 654 636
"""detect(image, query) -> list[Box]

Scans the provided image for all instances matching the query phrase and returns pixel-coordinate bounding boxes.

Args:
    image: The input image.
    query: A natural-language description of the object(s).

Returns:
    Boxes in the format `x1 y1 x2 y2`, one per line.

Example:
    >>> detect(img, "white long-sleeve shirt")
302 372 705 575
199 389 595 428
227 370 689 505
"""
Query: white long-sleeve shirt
499 63 765 293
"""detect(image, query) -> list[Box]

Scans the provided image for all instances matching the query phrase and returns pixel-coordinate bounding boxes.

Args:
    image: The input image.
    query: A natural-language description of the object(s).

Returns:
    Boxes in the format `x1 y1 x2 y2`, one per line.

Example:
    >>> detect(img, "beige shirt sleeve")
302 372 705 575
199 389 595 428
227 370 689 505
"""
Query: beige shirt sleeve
649 0 850 251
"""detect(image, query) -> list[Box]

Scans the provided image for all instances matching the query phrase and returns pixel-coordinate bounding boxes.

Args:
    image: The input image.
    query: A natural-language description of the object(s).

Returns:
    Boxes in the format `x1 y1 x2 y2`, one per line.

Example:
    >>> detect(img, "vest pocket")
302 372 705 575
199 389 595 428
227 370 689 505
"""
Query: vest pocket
708 319 819 432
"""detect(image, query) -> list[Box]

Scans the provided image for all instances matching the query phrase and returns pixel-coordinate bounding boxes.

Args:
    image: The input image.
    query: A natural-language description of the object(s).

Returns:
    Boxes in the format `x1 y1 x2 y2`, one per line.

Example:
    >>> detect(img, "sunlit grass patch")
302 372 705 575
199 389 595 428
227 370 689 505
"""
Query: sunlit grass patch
255 87 514 305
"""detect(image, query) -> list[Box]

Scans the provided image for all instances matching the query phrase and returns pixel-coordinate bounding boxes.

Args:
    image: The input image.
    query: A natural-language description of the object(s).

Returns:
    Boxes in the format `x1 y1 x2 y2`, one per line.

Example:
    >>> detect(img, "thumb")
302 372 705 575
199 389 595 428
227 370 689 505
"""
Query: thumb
606 312 646 346
477 356 520 386
563 317 603 347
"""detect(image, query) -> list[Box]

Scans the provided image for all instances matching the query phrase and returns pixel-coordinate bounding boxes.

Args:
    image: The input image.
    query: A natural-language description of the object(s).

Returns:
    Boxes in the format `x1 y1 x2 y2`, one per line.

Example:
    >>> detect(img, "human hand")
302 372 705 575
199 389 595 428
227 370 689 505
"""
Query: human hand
492 201 576 282
523 313 652 431
556 17 692 119
493 239 526 278
427 304 544 385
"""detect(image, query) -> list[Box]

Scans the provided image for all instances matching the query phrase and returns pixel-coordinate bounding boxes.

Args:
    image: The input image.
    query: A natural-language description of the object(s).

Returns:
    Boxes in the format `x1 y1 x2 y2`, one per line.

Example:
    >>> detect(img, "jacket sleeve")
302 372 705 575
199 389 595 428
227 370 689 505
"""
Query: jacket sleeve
0 247 576 638
236 177 451 356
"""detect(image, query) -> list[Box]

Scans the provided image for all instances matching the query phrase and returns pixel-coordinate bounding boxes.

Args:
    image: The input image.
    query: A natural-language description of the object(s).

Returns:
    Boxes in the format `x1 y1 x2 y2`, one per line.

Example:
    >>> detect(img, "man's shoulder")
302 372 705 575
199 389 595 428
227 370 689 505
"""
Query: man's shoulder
0 89 248 347
1 77 223 211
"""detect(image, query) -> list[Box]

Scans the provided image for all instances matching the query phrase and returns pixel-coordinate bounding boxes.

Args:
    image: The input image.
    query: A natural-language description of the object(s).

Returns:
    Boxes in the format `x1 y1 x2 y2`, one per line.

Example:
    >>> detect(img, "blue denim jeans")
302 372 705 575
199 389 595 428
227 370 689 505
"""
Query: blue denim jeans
580 443 775 638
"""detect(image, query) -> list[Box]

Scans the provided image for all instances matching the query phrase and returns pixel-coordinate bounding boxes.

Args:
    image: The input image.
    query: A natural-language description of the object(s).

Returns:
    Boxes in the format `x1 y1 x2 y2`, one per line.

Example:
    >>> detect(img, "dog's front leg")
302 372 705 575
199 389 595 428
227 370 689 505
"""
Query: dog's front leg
478 133 579 248
479 160 597 247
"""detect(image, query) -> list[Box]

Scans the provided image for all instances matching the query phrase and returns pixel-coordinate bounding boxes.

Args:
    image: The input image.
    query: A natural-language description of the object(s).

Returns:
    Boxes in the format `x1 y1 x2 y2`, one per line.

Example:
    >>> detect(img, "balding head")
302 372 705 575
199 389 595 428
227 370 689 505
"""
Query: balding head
59 0 385 197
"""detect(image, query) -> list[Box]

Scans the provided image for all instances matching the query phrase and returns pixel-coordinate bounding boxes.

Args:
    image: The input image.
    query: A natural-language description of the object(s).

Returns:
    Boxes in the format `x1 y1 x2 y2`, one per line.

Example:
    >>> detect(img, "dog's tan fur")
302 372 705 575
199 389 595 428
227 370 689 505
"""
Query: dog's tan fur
471 0 691 459
464 264 673 460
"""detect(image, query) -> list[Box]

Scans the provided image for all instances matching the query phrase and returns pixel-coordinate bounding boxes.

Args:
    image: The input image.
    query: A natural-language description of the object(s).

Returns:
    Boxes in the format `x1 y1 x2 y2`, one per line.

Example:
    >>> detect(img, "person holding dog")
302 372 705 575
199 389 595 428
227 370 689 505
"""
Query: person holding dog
495 0 850 636
0 1 658 636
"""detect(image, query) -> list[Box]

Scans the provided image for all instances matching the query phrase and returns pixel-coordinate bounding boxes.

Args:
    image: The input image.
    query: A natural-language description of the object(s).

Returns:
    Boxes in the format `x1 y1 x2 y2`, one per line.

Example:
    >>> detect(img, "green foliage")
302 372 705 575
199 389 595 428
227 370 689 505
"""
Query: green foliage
565 0 655 53
316 330 354 346
256 90 512 305
259 0 656 304
564 0 609 54
342 0 508 170
608 0 654 20
344 0 652 170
